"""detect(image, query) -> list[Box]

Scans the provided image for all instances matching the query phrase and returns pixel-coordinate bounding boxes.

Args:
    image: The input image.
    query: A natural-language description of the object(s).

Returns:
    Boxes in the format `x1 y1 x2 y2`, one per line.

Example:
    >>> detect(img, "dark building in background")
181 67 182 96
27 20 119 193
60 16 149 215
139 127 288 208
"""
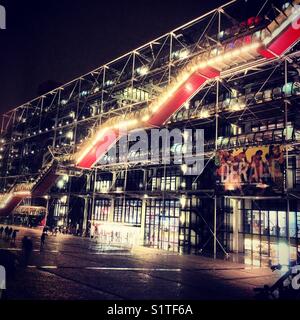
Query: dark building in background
0 0 300 267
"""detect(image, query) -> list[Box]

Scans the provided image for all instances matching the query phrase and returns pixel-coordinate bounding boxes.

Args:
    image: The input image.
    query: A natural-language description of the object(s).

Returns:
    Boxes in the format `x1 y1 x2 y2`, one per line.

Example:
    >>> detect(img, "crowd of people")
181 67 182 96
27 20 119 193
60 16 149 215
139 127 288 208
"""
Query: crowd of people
0 226 18 244
0 223 81 299
0 225 49 266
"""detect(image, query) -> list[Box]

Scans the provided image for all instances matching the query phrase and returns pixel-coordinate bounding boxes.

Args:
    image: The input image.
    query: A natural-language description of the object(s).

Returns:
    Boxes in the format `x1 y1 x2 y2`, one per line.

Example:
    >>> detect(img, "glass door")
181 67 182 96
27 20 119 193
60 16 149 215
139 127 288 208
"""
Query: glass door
145 199 180 252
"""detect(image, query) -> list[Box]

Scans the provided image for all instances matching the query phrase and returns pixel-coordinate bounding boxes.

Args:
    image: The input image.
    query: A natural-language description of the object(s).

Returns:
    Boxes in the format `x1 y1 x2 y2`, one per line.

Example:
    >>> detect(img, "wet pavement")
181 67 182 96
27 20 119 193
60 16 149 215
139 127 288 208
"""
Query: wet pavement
0 226 281 300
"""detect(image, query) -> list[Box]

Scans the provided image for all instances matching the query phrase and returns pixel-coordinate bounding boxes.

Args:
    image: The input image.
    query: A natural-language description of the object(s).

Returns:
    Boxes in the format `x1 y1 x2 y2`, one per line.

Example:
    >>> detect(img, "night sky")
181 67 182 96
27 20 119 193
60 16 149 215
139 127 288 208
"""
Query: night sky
0 0 268 114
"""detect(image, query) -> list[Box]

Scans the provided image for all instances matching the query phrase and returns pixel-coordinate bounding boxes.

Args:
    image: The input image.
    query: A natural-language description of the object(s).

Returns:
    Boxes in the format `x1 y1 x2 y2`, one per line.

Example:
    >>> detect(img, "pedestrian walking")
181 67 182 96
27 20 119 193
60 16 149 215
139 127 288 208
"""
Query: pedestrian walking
0 226 3 238
21 236 33 267
40 232 47 251
4 226 9 240
91 224 95 239
11 230 17 244
42 226 48 234
7 227 13 240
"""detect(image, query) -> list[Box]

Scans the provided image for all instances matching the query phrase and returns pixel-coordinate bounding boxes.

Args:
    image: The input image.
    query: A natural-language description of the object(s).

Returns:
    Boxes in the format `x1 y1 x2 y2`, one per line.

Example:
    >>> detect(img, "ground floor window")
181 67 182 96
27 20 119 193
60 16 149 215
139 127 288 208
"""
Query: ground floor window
239 201 300 265
124 199 142 224
145 199 180 252
243 235 299 266
94 180 111 193
243 208 299 239
94 199 110 221
224 199 300 266
113 198 142 225
53 196 68 217
114 198 124 223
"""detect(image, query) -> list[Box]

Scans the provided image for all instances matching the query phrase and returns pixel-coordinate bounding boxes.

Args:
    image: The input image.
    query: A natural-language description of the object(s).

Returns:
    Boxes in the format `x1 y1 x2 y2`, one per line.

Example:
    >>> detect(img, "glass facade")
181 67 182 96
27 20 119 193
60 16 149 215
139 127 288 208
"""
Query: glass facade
52 196 68 226
53 197 68 217
1 1 300 267
223 199 300 266
145 199 180 252
113 198 142 225
94 199 110 221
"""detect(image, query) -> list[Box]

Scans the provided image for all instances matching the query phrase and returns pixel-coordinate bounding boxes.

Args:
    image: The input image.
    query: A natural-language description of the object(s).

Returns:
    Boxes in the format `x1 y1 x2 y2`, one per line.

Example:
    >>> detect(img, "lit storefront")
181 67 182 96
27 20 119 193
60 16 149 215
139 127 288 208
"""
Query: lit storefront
145 199 180 252
222 198 300 266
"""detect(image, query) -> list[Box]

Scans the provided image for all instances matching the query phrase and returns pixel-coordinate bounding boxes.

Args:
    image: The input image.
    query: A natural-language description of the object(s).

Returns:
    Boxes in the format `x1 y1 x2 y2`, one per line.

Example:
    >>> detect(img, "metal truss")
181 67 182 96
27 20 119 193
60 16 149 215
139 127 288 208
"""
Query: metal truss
0 0 300 256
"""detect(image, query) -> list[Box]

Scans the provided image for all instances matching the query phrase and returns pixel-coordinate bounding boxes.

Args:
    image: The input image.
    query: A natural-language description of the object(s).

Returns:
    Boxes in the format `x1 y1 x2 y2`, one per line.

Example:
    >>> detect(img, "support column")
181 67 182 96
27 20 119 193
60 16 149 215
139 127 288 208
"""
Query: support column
82 197 90 236
140 199 147 246
213 77 220 259
82 173 92 235
65 177 72 229
108 198 115 223
90 169 97 228
284 58 291 262
45 195 50 227
287 196 290 261
232 199 240 253
214 196 217 259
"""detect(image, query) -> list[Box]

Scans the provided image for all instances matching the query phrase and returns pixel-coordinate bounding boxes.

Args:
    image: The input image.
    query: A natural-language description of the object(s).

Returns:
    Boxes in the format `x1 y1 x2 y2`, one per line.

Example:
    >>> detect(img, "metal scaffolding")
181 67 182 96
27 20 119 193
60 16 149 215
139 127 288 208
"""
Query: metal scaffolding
0 0 300 260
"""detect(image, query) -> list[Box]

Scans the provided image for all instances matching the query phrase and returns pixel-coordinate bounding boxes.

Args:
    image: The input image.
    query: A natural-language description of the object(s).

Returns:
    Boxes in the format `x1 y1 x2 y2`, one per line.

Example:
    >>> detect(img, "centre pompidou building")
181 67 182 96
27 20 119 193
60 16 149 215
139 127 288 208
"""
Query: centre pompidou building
0 0 300 266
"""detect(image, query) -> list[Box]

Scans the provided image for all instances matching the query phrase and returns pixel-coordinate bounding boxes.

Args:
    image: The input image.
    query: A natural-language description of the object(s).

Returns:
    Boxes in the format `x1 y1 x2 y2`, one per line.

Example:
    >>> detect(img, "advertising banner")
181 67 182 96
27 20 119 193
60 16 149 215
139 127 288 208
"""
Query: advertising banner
216 145 284 191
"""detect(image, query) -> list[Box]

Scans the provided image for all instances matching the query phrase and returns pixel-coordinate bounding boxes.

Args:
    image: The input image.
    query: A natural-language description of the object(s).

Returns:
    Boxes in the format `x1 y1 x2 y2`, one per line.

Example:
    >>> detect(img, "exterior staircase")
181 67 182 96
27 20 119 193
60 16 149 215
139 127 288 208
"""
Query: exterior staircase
1 0 300 216
0 161 58 216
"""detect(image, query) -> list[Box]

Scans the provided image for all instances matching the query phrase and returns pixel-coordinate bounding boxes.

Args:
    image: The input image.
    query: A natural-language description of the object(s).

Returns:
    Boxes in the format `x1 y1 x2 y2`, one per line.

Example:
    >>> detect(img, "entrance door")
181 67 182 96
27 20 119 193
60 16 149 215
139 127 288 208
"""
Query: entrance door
145 199 180 252
159 216 179 251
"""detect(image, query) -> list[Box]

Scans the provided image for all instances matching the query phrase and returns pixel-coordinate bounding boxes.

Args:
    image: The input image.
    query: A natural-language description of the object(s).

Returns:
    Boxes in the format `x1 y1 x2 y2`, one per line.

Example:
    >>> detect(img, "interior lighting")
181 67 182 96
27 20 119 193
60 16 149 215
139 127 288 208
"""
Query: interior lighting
137 65 149 76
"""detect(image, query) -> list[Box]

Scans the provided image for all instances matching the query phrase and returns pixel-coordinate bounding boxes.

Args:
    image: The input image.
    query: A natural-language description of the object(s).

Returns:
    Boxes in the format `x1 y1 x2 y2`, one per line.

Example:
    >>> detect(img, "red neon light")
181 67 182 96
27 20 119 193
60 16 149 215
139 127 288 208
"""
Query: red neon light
77 128 121 169
76 67 219 169
0 195 26 217
3 10 300 214
259 18 300 59
258 47 276 59
32 170 59 197
73 13 300 170
268 24 300 56
148 67 219 127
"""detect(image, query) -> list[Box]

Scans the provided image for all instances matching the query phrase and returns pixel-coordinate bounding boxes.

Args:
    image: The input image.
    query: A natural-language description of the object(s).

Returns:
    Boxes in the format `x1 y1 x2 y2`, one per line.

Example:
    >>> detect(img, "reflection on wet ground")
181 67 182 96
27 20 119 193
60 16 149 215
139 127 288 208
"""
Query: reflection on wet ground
0 226 281 300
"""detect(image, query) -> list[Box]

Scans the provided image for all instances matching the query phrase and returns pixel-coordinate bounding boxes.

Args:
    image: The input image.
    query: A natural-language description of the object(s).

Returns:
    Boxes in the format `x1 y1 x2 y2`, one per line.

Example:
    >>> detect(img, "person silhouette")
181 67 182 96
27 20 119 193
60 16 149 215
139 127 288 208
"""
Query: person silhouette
21 236 33 267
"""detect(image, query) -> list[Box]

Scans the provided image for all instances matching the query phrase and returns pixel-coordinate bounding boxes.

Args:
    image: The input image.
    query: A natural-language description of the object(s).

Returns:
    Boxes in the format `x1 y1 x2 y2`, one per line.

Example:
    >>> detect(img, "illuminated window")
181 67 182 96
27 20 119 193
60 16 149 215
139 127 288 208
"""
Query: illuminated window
261 211 269 235
95 180 111 193
161 176 176 191
284 125 294 140
94 199 110 221
252 211 260 234
113 198 142 225
113 199 124 223
269 211 277 236
231 89 238 98
124 200 142 225
277 211 286 237
283 82 293 96
289 212 296 238
53 197 68 217
145 199 180 252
